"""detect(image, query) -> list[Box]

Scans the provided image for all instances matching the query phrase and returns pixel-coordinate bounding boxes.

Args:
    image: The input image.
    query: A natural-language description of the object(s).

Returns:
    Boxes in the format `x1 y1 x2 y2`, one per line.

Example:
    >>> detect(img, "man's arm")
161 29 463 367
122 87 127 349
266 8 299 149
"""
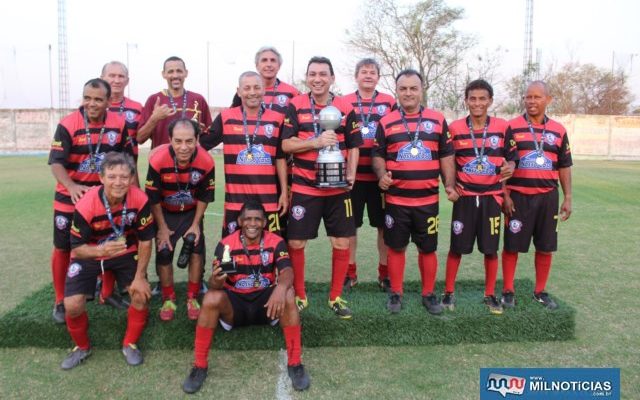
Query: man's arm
559 167 572 221
440 155 459 202
137 96 176 144
50 164 90 204
185 200 208 245
73 241 127 260
346 147 359 189
151 203 173 251
275 158 289 216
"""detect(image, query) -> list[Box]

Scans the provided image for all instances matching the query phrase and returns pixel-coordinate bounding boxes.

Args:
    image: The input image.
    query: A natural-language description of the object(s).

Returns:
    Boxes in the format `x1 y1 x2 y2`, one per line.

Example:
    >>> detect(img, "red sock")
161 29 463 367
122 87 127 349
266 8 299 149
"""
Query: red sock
387 248 406 295
66 312 90 350
444 251 462 293
289 247 306 300
534 251 552 294
187 281 200 298
123 306 148 346
282 325 302 366
418 252 438 296
347 263 357 279
329 248 349 301
161 285 175 300
193 325 214 368
51 248 70 303
101 270 116 298
378 263 388 280
501 250 519 293
484 254 498 296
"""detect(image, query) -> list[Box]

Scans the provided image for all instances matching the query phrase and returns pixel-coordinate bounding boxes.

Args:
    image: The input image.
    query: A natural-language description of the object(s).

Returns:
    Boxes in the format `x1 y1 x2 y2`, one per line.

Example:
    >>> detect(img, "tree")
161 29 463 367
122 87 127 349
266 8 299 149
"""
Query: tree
345 0 474 104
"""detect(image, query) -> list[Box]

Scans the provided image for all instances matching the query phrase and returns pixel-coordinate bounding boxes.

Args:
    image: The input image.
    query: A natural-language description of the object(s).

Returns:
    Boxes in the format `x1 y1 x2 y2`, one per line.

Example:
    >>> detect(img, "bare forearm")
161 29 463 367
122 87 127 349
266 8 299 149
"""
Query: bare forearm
559 167 572 199
137 119 158 144
191 201 208 228
276 158 288 193
50 163 76 190
282 137 320 154
277 267 294 289
135 240 152 278
151 203 169 231
440 155 456 189
372 156 387 180
347 148 359 178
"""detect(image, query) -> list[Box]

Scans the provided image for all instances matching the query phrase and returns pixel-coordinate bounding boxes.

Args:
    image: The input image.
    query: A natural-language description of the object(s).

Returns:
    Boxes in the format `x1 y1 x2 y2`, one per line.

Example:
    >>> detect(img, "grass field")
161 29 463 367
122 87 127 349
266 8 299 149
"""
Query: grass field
0 154 638 399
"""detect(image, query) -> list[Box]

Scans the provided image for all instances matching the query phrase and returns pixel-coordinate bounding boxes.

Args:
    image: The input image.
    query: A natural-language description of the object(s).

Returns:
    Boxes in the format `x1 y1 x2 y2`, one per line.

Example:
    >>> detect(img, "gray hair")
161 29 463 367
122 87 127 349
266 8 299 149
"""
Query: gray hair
238 71 263 86
101 61 129 77
254 46 283 65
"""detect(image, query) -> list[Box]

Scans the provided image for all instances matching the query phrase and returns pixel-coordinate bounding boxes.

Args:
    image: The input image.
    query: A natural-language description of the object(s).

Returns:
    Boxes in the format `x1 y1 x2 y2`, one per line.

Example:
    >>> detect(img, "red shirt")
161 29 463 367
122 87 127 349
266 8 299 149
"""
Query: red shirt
109 97 143 159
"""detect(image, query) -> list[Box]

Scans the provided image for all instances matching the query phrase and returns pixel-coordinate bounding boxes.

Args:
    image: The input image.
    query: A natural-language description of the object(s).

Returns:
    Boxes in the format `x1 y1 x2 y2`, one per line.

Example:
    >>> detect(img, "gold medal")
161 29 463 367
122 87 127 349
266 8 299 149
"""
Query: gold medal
247 153 254 161
477 164 483 172
116 235 126 243
180 203 185 212
253 277 260 288
410 147 419 156
89 159 96 172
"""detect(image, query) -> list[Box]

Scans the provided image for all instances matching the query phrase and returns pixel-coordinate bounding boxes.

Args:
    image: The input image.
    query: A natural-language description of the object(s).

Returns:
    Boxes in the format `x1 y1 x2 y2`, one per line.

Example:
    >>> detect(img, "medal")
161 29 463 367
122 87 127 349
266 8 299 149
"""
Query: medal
477 164 484 172
253 276 260 288
242 107 264 161
356 91 377 138
116 235 126 243
536 156 545 166
247 152 254 161
410 147 419 156
180 202 185 212
526 115 549 167
89 158 96 172
101 190 127 245
361 126 370 135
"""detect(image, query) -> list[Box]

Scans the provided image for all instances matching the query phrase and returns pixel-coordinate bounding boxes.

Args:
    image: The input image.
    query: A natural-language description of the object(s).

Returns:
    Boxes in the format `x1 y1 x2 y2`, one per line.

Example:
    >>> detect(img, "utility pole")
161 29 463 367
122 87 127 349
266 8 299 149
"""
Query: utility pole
57 0 69 109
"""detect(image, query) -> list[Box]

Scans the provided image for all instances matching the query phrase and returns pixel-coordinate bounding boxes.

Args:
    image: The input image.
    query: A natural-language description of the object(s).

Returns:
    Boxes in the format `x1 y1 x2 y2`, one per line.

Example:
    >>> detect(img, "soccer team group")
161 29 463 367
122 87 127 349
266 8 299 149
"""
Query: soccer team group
46 45 572 393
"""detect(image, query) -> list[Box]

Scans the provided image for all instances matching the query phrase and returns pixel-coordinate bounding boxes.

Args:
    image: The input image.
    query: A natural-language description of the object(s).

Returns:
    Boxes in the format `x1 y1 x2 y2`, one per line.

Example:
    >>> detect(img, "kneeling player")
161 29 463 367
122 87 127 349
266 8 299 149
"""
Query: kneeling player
182 201 310 394
61 152 155 370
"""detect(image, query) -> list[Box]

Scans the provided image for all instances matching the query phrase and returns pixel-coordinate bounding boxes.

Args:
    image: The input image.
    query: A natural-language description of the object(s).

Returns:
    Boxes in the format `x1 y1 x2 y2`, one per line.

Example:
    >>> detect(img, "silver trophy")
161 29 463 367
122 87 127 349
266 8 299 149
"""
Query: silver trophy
315 106 348 188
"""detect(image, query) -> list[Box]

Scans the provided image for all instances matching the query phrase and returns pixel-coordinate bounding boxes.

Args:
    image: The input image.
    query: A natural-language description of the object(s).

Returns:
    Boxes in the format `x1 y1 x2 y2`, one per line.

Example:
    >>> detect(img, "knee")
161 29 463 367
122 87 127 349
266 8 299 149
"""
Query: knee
130 292 148 309
201 291 224 311
288 240 306 250
63 296 85 317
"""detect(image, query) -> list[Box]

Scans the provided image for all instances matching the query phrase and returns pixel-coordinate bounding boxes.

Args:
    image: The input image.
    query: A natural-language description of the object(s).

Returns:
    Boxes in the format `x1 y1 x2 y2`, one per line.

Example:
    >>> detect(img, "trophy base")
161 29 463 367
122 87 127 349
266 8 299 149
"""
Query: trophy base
315 181 349 188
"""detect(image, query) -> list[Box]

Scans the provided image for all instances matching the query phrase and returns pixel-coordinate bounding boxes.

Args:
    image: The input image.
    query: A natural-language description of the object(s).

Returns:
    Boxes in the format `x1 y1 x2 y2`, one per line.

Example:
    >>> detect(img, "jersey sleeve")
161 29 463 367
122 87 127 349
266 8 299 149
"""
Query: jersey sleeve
438 119 454 158
195 163 216 203
274 239 291 272
557 131 573 168
48 123 72 166
134 198 156 241
201 114 223 151
373 123 388 159
144 163 163 205
504 127 519 163
70 210 92 249
344 109 364 149
281 104 300 140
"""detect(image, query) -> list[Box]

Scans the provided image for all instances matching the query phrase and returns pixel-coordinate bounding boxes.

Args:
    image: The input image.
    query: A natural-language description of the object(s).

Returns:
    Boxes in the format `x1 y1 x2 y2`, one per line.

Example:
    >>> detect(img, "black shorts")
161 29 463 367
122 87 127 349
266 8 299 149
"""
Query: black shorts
53 208 74 250
450 195 502 255
383 203 439 253
503 189 559 253
287 191 356 240
222 209 283 238
224 286 275 328
156 208 205 266
65 253 136 299
351 180 385 228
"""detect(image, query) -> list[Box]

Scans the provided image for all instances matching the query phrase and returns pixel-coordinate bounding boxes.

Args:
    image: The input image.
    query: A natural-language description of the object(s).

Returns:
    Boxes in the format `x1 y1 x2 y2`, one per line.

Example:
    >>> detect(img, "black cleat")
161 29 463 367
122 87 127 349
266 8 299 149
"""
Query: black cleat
484 295 504 315
122 343 143 366
52 302 66 324
501 291 515 308
422 293 444 315
386 292 402 314
101 294 130 310
342 276 358 292
61 346 91 370
378 277 391 293
441 292 456 311
533 291 558 310
288 364 311 391
183 366 208 394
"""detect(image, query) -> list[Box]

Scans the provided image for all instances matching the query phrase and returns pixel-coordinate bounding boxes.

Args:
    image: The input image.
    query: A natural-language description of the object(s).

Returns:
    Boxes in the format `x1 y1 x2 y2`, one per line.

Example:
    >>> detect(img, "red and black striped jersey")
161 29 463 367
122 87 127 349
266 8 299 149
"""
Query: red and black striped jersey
373 108 453 207
203 106 285 212
70 185 155 260
506 114 572 195
282 94 363 197
145 144 215 212
109 97 143 159
449 116 518 199
214 230 291 298
230 79 301 115
140 90 212 148
48 108 133 212
341 91 396 182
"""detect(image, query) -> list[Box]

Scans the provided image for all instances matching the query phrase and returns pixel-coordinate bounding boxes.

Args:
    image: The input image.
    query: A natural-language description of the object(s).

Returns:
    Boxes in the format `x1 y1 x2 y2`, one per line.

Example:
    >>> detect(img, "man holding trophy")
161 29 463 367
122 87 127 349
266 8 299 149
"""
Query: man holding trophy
281 56 362 319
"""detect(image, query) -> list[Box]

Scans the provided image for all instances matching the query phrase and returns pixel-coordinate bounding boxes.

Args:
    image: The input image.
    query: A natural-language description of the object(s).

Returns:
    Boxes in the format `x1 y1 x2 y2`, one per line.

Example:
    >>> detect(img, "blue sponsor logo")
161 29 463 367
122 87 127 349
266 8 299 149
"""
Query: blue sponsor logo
361 121 377 139
234 274 270 289
519 151 552 170
480 368 620 399
164 190 194 207
237 144 272 165
462 158 496 175
77 152 105 173
396 141 432 162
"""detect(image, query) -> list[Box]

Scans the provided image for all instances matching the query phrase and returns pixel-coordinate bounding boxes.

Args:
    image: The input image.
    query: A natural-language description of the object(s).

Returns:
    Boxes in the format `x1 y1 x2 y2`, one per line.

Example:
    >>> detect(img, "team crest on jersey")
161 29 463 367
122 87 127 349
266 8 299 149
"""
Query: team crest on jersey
227 221 237 234
509 219 523 233
237 144 272 165
519 151 552 170
263 124 274 138
165 190 194 207
190 171 202 185
126 212 136 225
361 121 377 139
396 141 432 162
68 262 82 278
77 152 105 173
234 274 270 289
376 105 387 115
55 215 68 230
125 110 136 123
107 131 118 146
261 251 270 266
422 121 435 133
291 205 305 221
385 214 394 229
462 157 496 175
489 135 500 149
544 132 556 145
277 94 288 107
452 220 464 235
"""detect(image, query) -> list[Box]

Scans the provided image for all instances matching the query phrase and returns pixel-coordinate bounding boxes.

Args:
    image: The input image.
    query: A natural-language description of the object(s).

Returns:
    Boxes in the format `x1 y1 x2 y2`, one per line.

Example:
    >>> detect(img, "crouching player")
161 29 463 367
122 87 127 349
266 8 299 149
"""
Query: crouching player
61 152 155 369
182 201 310 394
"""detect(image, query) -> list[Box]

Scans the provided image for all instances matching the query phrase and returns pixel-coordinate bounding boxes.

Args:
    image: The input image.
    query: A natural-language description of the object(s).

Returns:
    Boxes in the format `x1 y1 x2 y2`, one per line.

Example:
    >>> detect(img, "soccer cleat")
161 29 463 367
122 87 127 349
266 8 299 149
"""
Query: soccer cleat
421 293 444 315
342 276 358 292
100 293 130 310
378 277 391 293
484 295 504 315
328 296 353 319
533 291 558 310
295 296 308 312
122 343 143 366
199 281 208 296
386 292 402 314
52 302 66 324
501 291 516 308
441 292 456 311
61 346 91 370
187 296 201 321
151 283 161 297
183 366 208 394
288 364 311 391
160 298 177 321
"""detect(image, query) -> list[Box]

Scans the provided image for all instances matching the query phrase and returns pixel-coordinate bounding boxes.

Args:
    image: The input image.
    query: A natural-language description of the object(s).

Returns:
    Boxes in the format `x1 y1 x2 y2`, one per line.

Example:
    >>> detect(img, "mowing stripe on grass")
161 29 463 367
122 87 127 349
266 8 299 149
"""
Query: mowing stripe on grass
275 349 292 400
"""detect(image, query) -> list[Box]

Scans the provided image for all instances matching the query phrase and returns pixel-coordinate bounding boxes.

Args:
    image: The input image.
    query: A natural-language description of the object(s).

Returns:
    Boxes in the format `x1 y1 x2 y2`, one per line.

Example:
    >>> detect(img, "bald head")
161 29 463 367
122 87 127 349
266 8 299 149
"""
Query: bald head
527 80 550 96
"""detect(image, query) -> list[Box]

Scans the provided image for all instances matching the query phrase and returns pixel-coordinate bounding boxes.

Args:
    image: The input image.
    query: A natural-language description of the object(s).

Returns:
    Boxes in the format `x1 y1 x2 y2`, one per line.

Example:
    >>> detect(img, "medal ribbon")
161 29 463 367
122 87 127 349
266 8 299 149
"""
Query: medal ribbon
242 105 264 155
356 90 378 130
467 116 489 162
83 111 106 168
173 151 193 210
168 90 188 118
525 114 547 156
240 234 265 287
399 106 424 148
265 79 280 110
101 190 127 238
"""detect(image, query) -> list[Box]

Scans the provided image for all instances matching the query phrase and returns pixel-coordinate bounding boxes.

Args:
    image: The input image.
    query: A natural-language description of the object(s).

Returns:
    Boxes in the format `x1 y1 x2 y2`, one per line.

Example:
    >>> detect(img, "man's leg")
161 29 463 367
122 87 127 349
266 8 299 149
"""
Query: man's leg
280 286 310 391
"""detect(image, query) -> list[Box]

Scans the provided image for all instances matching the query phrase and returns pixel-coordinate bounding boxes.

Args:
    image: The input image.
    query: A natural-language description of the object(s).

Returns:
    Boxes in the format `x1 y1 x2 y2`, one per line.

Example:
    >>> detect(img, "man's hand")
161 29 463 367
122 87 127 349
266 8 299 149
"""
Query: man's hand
378 171 393 191
264 285 286 320
277 192 289 217
315 130 338 149
68 183 91 204
128 276 151 303
156 226 174 252
99 240 127 258
502 194 515 217
560 197 572 221
208 264 227 290
499 159 515 182
151 96 176 121
184 224 201 246
445 185 460 202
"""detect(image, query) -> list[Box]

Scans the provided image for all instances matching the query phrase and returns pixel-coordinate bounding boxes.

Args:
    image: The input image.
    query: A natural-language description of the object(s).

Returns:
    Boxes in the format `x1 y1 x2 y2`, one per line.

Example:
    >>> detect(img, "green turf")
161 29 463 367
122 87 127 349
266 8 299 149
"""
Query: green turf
0 279 574 350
